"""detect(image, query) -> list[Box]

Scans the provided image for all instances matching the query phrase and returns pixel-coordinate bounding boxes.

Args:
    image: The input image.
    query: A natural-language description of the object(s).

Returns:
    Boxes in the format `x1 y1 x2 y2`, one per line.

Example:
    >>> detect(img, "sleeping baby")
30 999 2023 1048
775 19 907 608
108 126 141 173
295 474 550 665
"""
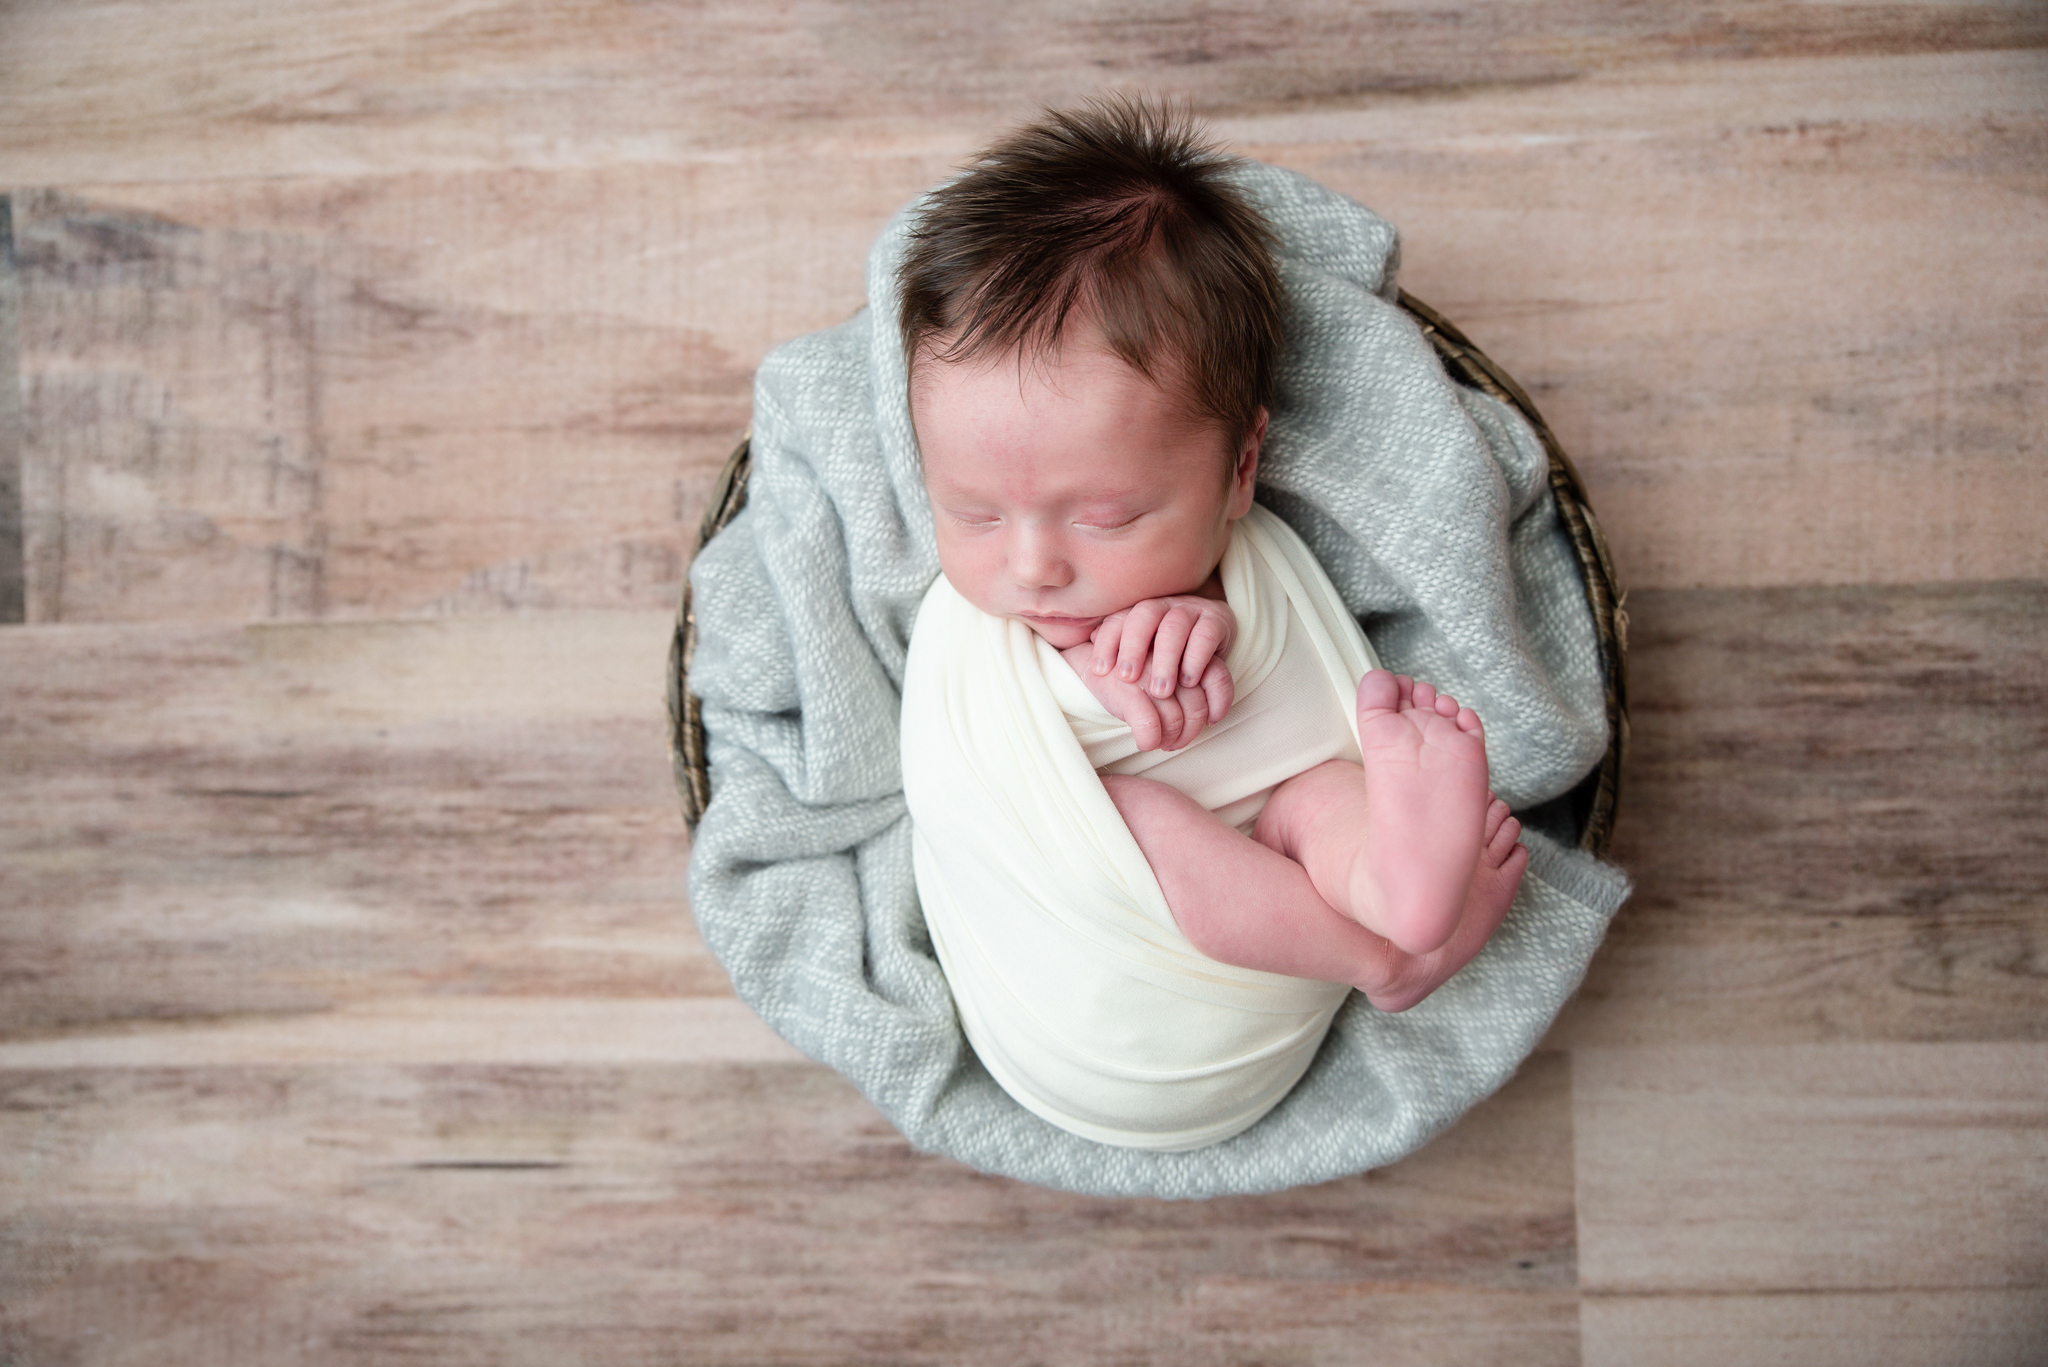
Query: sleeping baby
899 99 1528 1151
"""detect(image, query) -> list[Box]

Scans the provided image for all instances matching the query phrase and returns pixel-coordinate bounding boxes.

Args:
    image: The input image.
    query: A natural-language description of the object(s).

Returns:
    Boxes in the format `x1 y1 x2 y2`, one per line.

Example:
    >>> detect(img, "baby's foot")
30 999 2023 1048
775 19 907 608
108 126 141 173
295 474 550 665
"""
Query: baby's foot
1363 797 1528 1012
1349 670 1493 955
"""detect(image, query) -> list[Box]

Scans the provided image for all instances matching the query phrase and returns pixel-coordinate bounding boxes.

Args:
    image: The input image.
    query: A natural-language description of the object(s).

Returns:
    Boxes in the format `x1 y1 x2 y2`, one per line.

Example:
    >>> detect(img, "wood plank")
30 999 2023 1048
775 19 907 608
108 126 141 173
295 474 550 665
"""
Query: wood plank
1573 1044 2048 1295
0 196 21 623
2 0 2041 184
1254 50 2048 593
1582 1289 2048 1367
0 204 19 623
9 582 2041 1049
0 1053 1578 1365
10 170 818 622
0 998 801 1068
0 613 723 1038
1548 580 2048 1048
12 50 2045 620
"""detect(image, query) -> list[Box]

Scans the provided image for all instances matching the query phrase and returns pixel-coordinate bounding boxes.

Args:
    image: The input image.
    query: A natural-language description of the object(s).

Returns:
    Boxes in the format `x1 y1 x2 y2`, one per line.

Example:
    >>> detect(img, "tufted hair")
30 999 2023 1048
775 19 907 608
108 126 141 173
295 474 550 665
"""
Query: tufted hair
900 95 1284 452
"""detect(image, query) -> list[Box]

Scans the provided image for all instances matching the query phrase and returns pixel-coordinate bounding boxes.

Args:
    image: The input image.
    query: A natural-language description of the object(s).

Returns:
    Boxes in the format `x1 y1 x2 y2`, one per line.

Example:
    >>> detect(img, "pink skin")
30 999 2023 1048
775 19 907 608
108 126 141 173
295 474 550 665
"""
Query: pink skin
912 330 1526 1008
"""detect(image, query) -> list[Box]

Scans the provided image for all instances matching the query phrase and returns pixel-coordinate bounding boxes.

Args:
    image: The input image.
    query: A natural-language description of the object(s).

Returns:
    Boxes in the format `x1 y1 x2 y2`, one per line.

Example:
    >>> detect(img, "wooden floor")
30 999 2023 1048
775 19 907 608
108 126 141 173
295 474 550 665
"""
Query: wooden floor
3 3 2044 1362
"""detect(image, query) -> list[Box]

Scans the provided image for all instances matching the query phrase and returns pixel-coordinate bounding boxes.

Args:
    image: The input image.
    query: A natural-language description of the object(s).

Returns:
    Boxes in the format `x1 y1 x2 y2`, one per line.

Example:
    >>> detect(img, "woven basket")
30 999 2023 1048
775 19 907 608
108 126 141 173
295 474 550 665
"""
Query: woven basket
669 291 1628 854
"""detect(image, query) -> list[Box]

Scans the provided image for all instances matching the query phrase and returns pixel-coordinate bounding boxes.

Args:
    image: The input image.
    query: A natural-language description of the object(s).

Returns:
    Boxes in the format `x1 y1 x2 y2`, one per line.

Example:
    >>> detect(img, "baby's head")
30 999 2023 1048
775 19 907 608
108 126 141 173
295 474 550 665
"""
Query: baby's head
902 97 1285 648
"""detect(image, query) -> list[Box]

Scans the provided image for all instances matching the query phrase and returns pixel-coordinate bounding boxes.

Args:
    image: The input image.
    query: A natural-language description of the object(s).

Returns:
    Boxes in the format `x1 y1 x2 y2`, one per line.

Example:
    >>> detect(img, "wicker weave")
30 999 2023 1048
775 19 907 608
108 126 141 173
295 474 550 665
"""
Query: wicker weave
669 291 1628 854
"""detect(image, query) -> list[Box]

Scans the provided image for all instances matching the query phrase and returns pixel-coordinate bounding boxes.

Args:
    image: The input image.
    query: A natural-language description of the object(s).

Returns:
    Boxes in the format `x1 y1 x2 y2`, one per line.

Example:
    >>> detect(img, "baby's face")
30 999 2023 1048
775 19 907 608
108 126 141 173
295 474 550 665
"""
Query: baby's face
912 333 1259 650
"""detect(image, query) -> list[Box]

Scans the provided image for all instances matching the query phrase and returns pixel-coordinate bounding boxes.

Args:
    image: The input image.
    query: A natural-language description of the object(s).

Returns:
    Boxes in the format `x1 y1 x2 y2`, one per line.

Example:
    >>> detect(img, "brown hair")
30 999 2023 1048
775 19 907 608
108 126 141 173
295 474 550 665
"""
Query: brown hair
900 96 1283 450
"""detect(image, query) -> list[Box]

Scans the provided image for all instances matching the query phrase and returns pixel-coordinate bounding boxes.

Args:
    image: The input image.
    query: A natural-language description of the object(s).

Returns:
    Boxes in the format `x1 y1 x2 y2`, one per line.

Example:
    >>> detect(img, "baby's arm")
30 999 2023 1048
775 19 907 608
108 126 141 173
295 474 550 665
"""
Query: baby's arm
1060 594 1236 752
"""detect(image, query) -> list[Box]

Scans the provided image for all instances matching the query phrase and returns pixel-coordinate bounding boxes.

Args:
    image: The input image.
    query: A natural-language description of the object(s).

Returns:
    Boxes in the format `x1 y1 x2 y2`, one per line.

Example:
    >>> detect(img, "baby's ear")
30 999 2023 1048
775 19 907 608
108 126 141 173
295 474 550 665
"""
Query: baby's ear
1228 408 1266 516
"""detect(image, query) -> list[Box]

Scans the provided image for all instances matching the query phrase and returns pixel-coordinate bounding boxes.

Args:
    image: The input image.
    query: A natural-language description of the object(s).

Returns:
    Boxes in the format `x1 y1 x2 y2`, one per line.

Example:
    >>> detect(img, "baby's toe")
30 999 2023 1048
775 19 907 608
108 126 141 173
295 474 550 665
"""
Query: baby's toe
1484 797 1511 842
1485 811 1523 864
1356 669 1400 714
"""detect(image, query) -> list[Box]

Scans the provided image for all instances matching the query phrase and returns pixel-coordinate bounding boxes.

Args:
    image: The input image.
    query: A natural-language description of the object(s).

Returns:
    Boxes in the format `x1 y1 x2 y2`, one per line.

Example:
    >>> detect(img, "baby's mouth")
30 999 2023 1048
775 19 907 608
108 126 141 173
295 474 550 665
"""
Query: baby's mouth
1015 611 1103 644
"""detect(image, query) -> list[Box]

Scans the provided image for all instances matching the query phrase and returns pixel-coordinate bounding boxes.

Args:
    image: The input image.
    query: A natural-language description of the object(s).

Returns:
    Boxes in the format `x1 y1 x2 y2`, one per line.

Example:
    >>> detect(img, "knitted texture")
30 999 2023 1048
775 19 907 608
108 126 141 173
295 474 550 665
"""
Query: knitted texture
686 162 1630 1198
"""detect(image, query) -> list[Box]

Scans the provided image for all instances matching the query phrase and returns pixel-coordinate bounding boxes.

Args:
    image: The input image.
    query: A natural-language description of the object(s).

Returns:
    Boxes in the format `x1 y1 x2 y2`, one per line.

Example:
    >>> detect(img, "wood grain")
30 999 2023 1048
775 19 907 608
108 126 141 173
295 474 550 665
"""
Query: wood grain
0 1053 1577 1366
1256 51 2048 592
0 195 21 622
1575 1042 2048 1365
11 175 800 622
4 2 2047 1357
10 586 2038 1051
0 998 800 1068
1550 580 2048 1048
1573 1043 2048 1291
2 0 2042 184
8 47 2045 620
1582 1289 2048 1367
0 613 723 1038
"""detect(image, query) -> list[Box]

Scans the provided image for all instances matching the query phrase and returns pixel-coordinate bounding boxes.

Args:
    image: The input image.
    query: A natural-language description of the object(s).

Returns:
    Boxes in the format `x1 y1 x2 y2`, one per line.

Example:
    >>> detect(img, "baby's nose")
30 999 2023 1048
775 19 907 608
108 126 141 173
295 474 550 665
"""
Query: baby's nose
1010 526 1073 588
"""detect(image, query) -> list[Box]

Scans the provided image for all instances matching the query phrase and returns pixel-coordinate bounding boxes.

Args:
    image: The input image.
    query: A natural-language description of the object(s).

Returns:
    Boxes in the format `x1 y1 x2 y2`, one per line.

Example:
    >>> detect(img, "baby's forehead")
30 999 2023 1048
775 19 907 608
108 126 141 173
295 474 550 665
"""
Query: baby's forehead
909 335 1207 423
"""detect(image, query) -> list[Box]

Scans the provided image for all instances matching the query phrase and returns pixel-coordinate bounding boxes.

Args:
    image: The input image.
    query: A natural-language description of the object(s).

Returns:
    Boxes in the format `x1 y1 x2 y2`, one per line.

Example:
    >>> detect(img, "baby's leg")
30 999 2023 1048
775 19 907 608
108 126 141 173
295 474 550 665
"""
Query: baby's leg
1254 671 1497 956
1102 773 1525 1007
1102 773 1405 987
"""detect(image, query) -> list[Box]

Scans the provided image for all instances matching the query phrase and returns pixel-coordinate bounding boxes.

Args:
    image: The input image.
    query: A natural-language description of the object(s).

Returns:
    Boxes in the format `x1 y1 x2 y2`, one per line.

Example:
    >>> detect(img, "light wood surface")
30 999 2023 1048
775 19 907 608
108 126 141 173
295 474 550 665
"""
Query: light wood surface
3 2 2044 1362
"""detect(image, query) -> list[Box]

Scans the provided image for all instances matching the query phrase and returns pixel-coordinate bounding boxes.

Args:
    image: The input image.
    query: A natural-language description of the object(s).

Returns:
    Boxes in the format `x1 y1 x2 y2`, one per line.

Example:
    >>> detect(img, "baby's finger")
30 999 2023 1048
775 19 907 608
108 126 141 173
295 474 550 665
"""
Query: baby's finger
1089 614 1126 677
1151 689 1187 752
1148 608 1198 699
1115 601 1166 684
1198 657 1234 723
1165 679 1209 750
1180 611 1232 686
1122 690 1164 752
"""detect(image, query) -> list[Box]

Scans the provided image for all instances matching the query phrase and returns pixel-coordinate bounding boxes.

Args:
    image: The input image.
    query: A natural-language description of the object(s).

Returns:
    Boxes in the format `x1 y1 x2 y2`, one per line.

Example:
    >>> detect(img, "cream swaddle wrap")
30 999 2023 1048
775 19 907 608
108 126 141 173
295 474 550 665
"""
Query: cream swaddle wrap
903 504 1381 1150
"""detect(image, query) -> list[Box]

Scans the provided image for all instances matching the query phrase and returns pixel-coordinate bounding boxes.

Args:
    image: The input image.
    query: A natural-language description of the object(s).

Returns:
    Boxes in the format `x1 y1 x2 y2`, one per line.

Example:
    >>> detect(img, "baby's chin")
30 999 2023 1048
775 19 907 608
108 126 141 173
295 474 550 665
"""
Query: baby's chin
1014 614 1101 650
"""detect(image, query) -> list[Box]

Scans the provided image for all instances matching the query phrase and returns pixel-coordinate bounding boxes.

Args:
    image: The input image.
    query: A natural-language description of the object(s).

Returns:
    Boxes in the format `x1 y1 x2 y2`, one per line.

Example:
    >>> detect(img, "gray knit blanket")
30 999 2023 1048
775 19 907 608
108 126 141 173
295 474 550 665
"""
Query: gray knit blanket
685 161 1630 1198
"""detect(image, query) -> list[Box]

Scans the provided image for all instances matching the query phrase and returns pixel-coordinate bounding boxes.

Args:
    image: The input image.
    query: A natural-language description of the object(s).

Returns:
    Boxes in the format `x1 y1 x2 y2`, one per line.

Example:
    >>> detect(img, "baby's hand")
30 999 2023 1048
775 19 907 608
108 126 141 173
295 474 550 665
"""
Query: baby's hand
1060 594 1237 752
1061 641 1225 751
1092 594 1236 716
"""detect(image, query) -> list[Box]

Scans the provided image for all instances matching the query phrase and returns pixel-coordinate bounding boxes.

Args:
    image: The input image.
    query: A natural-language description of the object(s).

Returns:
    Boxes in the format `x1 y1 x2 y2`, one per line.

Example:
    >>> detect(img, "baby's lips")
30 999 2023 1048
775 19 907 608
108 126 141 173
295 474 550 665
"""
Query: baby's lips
1019 611 1101 630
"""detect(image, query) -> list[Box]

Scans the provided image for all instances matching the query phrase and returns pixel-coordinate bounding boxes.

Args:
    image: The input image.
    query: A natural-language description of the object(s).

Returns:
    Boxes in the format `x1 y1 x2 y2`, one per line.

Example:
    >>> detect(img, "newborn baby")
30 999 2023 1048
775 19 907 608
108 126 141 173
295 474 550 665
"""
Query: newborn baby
899 98 1527 1149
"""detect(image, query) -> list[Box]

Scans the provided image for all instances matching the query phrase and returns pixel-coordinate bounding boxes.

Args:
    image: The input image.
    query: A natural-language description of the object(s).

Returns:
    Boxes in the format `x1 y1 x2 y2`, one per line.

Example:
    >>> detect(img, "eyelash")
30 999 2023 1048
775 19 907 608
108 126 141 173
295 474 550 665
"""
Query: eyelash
949 514 1134 530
